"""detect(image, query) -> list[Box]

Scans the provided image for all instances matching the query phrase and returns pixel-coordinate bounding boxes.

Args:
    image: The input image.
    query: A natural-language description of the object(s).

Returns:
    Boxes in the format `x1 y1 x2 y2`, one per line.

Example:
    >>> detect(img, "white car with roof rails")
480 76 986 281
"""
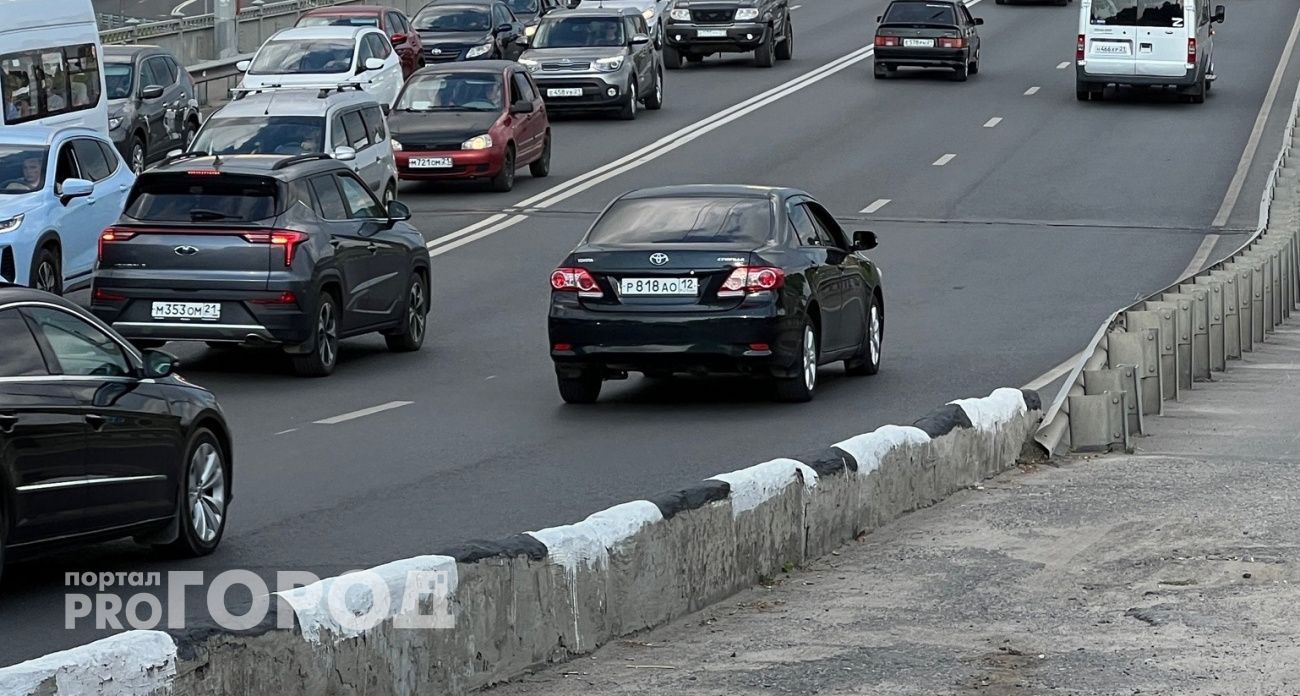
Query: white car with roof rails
1076 0 1224 103
235 25 405 107
187 85 400 203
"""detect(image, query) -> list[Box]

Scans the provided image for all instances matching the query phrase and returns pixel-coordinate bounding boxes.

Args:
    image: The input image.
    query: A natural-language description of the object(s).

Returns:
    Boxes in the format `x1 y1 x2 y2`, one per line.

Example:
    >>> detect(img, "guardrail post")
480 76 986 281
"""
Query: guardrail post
1107 328 1160 417
1250 257 1267 343
1160 294 1199 386
1133 304 1179 400
1067 390 1131 453
1269 245 1283 327
1208 270 1242 359
1177 284 1213 377
1085 363 1143 437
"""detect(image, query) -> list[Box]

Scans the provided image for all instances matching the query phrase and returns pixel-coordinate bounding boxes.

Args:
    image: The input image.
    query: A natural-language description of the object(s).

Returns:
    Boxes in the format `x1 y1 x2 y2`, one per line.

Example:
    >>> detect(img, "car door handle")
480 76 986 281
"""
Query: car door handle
0 413 17 433
84 413 107 430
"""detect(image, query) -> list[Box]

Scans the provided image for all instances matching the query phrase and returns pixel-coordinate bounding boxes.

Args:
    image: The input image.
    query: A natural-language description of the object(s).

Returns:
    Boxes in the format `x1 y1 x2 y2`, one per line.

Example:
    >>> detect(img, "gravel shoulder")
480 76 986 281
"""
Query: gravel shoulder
489 326 1300 696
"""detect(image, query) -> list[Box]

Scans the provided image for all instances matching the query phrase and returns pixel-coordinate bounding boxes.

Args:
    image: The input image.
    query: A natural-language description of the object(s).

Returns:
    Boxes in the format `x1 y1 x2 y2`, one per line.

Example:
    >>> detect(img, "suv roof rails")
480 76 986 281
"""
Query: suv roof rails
157 151 211 167
317 83 367 98
272 153 335 170
231 84 286 100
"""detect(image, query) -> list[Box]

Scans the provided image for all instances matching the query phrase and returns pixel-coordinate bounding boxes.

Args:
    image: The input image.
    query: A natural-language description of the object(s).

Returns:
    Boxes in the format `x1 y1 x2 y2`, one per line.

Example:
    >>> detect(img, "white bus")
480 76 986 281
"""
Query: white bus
0 0 109 133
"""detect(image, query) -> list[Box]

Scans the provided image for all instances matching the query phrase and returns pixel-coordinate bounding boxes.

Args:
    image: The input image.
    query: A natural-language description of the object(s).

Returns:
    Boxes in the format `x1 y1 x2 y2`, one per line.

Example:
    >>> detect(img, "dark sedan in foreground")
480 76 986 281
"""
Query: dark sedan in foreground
548 185 884 403
0 284 232 585
873 0 982 81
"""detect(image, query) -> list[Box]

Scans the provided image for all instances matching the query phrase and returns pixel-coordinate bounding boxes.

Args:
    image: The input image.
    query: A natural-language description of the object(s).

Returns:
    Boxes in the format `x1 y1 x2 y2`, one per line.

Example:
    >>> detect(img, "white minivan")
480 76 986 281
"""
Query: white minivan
1076 0 1225 103
0 0 110 133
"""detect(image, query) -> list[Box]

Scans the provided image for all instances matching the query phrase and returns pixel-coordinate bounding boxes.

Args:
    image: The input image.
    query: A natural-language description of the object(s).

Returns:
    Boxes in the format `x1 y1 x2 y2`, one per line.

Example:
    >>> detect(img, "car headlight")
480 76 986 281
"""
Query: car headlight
520 57 541 72
390 138 403 151
466 42 494 58
108 117 122 130
0 214 23 234
595 55 625 71
525 23 538 37
669 8 690 20
735 7 759 20
462 134 493 150
642 7 655 20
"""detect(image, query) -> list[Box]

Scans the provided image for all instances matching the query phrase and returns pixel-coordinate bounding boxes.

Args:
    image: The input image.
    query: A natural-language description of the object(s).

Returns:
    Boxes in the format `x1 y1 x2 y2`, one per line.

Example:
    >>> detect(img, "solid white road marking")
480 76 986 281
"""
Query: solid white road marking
1056 61 1070 70
1212 7 1300 228
791 4 802 9
275 428 298 436
314 401 414 425
1024 86 1040 96
933 153 956 166
422 0 986 257
1179 234 1220 279
983 116 1002 128
860 198 891 214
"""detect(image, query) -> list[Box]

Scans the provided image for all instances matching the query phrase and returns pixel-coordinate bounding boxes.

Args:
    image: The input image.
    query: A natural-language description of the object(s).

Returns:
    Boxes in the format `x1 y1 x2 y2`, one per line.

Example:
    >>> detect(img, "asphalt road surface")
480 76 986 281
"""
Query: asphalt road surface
8 0 1300 667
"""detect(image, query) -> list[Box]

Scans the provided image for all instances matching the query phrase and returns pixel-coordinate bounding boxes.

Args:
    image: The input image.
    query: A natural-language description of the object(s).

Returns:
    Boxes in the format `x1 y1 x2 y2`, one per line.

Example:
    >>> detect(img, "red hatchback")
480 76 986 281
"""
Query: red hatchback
296 5 425 79
387 61 551 192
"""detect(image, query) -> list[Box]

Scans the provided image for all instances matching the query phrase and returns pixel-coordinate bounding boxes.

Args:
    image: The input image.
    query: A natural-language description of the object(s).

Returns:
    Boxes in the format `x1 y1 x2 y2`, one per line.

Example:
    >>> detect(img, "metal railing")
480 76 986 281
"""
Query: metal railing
1034 84 1300 456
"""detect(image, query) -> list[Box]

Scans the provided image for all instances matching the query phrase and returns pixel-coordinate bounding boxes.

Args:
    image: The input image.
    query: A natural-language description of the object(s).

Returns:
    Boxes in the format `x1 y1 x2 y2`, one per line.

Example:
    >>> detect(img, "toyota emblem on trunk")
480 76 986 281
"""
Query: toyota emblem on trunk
174 245 199 256
649 252 669 266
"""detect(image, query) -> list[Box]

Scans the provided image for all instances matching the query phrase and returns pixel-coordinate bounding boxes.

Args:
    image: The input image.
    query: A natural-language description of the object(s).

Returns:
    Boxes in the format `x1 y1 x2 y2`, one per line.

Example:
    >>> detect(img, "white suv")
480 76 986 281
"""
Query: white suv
189 86 401 202
236 25 405 107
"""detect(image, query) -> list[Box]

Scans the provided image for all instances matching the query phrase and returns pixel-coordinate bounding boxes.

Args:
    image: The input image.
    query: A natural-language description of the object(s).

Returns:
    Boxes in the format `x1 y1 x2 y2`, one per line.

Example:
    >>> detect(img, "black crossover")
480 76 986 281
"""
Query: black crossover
548 185 884 403
0 285 233 584
662 0 794 68
92 153 432 377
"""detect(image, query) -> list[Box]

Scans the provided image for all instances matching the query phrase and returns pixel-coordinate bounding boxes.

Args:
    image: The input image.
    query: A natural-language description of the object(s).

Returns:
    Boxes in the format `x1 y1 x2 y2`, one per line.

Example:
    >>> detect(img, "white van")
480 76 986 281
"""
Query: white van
1076 0 1224 103
0 0 109 133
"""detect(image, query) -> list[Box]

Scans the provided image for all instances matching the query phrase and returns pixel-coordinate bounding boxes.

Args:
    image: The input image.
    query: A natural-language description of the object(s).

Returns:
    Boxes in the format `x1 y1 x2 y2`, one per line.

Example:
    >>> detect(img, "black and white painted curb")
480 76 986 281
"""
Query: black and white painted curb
0 387 1042 696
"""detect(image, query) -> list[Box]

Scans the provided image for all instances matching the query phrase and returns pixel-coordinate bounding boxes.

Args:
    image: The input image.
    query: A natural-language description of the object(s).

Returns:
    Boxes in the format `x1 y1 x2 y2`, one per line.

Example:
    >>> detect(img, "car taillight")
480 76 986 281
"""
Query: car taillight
92 287 125 302
551 267 603 297
939 36 965 49
251 291 298 305
718 266 785 297
874 34 899 47
242 230 309 267
1186 37 1196 67
98 227 137 261
1077 34 1085 61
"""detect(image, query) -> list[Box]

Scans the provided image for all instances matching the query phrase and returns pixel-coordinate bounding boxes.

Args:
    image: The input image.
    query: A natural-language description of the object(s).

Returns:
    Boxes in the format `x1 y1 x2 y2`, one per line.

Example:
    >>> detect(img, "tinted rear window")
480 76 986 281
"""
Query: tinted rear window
587 197 773 245
125 174 280 223
1090 0 1185 27
883 1 956 24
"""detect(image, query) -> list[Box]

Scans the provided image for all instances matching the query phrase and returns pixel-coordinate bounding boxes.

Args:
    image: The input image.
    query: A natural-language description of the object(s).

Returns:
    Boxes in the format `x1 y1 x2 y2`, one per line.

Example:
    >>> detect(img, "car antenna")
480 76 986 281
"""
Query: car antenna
264 91 276 116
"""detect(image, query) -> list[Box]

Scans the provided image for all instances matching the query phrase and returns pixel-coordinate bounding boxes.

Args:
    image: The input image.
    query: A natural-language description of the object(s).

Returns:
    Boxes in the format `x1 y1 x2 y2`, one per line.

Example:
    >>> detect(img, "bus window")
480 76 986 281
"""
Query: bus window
1 43 101 126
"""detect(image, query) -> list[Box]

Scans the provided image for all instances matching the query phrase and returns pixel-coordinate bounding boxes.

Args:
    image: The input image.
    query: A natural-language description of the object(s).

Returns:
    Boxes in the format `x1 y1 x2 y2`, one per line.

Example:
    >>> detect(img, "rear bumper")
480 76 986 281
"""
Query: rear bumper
396 149 503 181
90 286 314 345
1076 63 1200 87
874 47 969 68
548 300 803 376
664 22 769 53
532 75 629 111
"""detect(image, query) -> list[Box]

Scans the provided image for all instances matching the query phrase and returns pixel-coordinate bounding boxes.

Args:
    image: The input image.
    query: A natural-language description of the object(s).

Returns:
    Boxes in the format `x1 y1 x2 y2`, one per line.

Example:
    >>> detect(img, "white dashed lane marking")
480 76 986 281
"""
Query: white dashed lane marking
933 154 956 166
983 117 1002 128
860 199 891 214
314 401 414 425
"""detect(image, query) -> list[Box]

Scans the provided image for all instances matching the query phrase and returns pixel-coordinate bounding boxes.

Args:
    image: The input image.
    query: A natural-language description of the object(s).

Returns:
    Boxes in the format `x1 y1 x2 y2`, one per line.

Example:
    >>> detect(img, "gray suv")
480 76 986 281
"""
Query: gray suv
518 6 664 120
103 46 201 173
91 153 432 377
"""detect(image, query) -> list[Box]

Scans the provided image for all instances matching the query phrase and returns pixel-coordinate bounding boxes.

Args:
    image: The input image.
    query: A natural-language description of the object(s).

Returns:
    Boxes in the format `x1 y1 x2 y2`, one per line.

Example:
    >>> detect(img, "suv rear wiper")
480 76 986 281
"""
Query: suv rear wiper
190 209 235 221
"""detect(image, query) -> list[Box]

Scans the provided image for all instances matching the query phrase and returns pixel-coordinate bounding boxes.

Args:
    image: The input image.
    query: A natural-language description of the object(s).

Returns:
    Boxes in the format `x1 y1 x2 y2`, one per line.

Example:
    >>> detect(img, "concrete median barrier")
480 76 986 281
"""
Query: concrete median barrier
0 388 1042 696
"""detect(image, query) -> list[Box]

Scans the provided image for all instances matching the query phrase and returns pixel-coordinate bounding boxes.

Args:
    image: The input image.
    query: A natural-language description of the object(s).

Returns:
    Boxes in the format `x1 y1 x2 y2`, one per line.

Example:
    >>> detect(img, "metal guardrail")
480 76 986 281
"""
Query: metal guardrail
1034 83 1300 456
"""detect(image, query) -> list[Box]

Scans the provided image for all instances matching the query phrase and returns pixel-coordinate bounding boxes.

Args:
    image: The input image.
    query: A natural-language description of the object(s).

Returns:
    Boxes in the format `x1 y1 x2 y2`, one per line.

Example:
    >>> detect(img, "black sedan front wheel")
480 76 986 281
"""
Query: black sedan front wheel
775 318 817 402
846 295 882 376
161 428 228 557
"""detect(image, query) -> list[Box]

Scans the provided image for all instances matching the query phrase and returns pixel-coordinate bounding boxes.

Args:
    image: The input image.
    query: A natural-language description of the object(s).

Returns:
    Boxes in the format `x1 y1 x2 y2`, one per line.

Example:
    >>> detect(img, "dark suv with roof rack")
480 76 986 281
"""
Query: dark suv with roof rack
91 153 432 377
661 0 792 68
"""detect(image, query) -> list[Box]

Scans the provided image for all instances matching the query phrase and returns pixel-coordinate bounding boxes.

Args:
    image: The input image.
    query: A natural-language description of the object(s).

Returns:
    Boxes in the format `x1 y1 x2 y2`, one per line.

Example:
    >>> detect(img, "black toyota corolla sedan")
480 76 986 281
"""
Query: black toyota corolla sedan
547 185 884 404
0 284 232 585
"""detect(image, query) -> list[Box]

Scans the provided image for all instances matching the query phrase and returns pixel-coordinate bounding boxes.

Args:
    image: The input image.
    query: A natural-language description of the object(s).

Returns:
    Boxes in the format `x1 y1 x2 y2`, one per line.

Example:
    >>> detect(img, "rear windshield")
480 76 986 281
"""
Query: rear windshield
124 174 280 223
249 39 355 75
587 197 773 245
298 15 381 27
883 1 956 24
1091 0 1185 27
192 116 326 156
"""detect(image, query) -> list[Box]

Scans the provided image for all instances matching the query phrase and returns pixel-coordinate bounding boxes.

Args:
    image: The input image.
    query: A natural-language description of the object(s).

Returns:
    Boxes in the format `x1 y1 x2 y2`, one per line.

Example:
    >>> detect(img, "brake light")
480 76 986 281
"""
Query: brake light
186 170 222 176
1186 37 1196 67
938 36 965 49
718 266 785 297
1077 34 1085 61
92 287 125 302
551 267 602 297
98 227 137 261
251 291 298 305
241 230 309 267
874 34 899 47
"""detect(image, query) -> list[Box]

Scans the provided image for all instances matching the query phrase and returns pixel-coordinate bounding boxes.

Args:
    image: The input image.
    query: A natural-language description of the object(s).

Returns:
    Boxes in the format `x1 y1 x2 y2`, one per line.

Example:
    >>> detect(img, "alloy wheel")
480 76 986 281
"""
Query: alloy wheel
868 304 882 365
317 301 338 369
407 279 426 344
34 260 57 293
187 442 226 544
802 324 817 391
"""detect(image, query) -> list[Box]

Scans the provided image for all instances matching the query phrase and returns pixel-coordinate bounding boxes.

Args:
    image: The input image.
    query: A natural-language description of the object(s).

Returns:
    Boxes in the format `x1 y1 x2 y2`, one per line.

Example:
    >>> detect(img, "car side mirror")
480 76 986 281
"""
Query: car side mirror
57 178 94 204
142 349 179 379
515 34 530 46
236 59 251 72
386 199 411 223
498 22 514 32
876 14 882 22
362 57 386 73
974 17 984 25
851 230 878 251
631 33 651 45
1213 4 1224 23
141 84 165 100
381 103 391 115
510 99 535 114
333 145 357 161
